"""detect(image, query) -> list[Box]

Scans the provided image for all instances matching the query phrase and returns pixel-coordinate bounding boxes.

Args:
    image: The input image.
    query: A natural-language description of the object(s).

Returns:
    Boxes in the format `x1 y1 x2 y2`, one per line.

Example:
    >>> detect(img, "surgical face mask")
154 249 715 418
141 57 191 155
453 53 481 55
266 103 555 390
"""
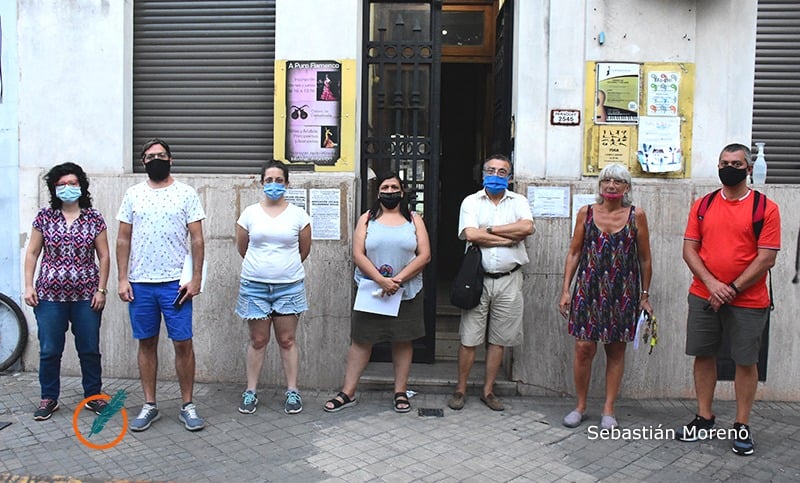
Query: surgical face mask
263 182 287 200
55 185 82 203
483 175 508 195
718 165 748 187
378 191 403 209
145 158 171 181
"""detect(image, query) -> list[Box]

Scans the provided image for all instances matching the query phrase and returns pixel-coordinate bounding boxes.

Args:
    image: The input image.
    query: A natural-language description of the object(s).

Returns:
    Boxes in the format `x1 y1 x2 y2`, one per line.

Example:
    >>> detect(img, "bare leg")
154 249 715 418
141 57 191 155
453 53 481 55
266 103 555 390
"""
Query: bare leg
483 343 504 396
391 341 413 394
694 355 717 419
273 315 300 389
602 342 627 415
173 338 195 404
340 341 373 399
455 344 476 394
138 335 159 403
734 364 759 424
245 318 272 391
573 341 598 413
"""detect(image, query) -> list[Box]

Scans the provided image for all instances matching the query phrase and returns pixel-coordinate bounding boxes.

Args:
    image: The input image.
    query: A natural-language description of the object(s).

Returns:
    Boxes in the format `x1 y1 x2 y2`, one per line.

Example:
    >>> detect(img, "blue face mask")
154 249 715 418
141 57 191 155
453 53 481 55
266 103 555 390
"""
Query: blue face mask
263 182 287 200
56 185 82 203
483 175 508 195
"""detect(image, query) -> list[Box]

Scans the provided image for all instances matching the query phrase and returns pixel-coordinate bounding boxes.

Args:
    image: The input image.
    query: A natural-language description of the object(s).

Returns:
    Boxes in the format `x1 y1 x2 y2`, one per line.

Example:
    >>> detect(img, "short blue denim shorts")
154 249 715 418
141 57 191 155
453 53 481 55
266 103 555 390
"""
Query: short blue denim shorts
235 278 308 320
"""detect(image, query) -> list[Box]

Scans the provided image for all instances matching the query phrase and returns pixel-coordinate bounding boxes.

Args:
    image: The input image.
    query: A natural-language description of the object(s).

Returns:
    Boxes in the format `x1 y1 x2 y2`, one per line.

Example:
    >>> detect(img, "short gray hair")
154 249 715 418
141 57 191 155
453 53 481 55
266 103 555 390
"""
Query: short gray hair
595 163 633 206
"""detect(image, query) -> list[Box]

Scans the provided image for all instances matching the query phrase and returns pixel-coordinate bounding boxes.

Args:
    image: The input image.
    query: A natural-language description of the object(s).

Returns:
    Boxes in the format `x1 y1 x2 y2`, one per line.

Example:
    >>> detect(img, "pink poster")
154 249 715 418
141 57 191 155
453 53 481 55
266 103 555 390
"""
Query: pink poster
285 60 342 166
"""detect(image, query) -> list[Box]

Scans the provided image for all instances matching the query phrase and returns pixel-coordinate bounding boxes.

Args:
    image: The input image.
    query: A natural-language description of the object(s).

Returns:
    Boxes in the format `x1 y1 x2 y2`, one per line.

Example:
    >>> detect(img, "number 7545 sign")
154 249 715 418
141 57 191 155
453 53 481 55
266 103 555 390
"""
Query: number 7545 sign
550 109 581 126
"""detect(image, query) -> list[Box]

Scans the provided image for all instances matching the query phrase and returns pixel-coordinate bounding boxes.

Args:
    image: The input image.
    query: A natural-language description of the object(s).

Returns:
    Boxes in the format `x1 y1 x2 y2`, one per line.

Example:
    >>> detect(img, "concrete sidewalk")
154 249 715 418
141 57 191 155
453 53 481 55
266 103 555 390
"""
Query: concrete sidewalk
1 371 799 482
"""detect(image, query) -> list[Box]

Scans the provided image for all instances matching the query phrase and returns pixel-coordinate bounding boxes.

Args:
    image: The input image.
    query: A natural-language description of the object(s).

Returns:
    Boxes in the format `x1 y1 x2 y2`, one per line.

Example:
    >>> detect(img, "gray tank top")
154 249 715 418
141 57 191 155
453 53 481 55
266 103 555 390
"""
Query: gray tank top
353 217 423 300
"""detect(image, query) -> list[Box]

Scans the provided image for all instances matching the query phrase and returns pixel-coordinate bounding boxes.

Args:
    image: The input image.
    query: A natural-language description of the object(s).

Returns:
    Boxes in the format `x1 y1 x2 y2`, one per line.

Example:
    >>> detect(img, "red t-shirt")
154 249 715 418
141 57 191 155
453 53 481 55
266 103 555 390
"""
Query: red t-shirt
684 190 781 308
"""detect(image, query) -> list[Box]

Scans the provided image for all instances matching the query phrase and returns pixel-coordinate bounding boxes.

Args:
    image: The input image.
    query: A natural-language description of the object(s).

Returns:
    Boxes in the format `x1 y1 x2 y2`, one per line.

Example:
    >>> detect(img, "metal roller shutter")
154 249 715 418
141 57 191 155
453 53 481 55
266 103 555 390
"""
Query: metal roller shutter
133 1 275 174
753 0 800 184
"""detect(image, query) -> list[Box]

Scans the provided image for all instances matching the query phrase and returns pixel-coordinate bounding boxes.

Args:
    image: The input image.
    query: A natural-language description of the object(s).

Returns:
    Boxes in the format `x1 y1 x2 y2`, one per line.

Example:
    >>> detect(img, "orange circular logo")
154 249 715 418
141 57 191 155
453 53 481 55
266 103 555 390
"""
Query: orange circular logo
72 394 129 450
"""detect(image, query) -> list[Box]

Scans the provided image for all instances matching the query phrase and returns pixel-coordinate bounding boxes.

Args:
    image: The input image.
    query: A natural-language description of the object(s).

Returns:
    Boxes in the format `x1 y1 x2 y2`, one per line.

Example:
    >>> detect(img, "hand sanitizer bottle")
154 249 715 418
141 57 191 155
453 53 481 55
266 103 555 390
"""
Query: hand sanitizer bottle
752 142 767 185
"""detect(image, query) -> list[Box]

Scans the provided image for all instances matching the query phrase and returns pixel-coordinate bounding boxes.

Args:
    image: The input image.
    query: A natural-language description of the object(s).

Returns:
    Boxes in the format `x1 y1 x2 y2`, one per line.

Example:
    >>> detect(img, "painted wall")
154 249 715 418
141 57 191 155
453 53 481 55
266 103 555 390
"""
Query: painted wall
12 1 800 399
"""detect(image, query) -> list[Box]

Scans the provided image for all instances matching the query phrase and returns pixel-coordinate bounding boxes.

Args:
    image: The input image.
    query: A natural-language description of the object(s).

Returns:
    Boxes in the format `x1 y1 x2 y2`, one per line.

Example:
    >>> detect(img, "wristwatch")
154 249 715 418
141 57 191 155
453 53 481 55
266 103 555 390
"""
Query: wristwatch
486 226 493 234
96 288 108 295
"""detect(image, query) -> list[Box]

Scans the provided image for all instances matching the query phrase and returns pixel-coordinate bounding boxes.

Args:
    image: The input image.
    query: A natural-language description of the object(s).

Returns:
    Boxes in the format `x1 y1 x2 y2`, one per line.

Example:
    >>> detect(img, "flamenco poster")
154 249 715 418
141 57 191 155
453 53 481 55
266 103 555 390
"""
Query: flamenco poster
285 60 342 166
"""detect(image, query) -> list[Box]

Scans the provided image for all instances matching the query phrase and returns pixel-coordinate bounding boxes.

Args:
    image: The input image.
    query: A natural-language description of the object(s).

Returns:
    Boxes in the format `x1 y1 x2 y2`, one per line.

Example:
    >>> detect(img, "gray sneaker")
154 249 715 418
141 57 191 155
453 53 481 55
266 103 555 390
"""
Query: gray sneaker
284 390 303 414
130 403 160 432
179 402 205 431
238 390 258 414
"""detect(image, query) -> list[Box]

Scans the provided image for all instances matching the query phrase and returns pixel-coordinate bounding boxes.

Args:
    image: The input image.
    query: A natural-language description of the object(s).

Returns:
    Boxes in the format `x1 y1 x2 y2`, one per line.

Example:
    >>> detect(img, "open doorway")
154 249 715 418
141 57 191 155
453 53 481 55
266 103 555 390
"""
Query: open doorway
435 62 491 360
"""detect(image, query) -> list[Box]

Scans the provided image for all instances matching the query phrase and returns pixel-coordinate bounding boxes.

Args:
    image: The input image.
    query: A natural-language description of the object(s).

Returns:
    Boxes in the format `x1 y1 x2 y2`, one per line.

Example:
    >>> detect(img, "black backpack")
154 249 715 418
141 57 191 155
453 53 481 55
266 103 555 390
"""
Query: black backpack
450 245 484 309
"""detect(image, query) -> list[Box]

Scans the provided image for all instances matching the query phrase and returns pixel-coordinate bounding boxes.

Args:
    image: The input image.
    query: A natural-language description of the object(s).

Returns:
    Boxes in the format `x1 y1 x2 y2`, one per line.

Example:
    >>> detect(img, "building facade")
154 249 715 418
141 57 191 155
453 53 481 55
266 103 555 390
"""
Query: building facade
4 0 800 400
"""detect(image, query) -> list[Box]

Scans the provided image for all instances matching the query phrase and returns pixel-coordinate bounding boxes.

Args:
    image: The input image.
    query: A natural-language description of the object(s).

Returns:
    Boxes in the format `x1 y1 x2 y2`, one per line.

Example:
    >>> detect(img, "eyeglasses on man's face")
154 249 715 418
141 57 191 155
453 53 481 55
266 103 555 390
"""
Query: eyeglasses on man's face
144 151 169 162
484 167 510 178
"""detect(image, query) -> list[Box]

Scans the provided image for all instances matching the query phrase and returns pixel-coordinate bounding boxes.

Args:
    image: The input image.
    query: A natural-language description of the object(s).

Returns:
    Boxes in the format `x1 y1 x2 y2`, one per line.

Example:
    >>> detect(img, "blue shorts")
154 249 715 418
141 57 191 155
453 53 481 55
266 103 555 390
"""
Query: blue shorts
235 278 308 319
129 281 193 341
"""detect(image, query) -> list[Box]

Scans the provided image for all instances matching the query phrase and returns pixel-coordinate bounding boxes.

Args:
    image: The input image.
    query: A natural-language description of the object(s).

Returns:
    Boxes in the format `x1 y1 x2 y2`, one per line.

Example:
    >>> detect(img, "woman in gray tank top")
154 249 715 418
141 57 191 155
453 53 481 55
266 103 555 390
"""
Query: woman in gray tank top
324 172 431 414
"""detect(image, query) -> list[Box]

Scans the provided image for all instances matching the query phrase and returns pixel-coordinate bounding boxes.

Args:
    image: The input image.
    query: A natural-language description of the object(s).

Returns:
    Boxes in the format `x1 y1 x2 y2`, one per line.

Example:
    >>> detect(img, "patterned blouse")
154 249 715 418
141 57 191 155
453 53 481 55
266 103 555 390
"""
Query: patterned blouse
32 207 107 302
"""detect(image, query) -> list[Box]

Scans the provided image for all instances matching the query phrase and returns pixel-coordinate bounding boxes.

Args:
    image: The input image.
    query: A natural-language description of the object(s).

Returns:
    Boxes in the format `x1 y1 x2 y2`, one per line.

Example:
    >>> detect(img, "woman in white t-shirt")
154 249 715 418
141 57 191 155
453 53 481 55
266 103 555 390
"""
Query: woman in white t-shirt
235 161 311 415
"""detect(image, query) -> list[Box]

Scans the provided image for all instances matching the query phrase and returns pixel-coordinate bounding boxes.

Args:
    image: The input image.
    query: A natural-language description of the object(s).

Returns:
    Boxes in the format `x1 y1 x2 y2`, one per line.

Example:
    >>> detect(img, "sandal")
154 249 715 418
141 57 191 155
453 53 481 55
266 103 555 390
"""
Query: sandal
393 392 411 413
323 392 357 413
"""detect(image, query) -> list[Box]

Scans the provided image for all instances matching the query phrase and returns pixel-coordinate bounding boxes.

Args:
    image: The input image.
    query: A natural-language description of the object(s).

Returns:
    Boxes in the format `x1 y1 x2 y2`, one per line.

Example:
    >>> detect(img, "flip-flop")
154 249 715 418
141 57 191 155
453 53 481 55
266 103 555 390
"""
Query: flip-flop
393 392 411 413
323 392 357 413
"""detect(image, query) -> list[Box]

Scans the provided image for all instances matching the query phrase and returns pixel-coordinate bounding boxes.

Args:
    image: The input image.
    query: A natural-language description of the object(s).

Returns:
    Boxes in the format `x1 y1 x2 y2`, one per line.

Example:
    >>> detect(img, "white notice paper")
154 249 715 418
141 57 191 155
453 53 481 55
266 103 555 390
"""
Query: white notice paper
528 186 570 218
310 188 341 240
179 254 208 292
353 279 404 316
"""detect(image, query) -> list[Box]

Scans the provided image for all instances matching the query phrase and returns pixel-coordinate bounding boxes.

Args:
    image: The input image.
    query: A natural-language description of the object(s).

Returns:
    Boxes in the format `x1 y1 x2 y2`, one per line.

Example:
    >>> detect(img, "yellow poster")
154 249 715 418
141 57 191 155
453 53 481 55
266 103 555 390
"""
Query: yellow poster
598 126 633 168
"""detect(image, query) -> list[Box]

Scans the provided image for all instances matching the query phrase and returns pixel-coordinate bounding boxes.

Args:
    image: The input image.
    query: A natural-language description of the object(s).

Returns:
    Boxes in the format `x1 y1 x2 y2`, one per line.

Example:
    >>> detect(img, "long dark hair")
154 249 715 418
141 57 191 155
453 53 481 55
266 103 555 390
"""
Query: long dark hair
44 162 93 209
367 171 411 224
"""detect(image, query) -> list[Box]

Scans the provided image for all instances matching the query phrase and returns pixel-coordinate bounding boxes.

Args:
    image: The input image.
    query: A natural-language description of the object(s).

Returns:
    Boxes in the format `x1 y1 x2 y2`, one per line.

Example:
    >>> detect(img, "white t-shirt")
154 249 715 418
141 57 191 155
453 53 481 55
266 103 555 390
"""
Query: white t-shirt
116 180 206 282
237 203 311 283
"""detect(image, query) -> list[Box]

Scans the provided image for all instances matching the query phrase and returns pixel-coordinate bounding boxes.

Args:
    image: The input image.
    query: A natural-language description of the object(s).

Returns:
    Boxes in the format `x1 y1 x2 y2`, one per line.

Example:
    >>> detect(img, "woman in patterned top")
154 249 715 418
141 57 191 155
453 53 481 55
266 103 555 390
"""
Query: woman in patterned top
24 163 110 421
558 163 653 430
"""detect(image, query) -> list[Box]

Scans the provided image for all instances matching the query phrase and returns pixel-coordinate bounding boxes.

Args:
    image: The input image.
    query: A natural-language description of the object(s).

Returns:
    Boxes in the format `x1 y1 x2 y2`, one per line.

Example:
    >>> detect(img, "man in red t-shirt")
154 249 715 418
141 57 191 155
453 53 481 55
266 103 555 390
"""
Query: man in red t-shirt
676 143 781 456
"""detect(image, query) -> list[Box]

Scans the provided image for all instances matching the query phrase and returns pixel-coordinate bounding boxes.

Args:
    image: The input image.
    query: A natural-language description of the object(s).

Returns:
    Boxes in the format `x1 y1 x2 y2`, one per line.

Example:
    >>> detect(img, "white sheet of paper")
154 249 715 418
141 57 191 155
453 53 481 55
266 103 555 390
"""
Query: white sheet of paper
353 279 404 316
179 254 207 292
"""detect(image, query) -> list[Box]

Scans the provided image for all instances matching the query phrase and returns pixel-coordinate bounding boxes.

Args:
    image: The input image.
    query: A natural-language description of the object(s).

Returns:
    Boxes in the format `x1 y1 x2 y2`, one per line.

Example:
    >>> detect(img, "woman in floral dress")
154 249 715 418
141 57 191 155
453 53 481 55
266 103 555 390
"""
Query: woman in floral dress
558 163 653 430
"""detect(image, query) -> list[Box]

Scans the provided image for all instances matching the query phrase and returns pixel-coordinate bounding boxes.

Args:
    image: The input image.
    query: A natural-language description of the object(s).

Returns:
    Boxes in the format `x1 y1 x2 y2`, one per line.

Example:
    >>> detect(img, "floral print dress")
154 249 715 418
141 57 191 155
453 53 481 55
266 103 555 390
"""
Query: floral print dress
568 205 641 343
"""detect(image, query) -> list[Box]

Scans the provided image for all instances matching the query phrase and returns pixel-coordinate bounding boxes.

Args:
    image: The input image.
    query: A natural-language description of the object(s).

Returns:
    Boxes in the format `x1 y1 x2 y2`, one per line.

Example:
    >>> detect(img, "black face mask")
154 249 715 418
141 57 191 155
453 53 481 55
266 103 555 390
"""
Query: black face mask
145 159 171 181
718 165 748 187
378 192 403 209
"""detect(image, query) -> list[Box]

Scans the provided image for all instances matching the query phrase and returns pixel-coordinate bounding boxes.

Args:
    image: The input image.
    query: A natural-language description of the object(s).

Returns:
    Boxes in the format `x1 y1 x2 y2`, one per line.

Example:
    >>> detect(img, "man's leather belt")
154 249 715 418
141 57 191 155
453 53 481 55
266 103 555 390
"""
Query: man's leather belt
484 264 521 279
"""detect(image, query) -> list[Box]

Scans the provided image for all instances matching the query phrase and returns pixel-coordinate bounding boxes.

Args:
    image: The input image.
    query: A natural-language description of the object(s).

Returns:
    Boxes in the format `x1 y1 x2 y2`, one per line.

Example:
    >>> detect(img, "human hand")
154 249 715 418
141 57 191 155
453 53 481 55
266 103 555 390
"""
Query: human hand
23 287 38 307
377 277 401 297
118 280 134 302
558 292 571 319
707 279 737 306
179 278 202 303
91 291 106 311
640 298 653 316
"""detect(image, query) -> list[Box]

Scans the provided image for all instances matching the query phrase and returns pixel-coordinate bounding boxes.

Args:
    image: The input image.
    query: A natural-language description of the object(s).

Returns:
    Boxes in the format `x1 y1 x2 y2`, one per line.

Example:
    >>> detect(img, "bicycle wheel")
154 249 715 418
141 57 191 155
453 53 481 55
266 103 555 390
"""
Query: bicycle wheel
0 292 28 371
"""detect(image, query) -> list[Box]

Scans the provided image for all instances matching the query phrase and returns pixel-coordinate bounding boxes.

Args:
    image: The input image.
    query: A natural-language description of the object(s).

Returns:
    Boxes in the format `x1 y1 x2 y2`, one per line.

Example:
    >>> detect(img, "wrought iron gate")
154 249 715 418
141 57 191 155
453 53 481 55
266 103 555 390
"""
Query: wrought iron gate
361 1 441 362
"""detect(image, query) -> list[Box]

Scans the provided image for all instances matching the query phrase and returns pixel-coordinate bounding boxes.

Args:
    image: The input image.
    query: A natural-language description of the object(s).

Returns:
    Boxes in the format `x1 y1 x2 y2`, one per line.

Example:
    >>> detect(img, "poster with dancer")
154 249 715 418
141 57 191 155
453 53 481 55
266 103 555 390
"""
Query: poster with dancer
285 60 342 166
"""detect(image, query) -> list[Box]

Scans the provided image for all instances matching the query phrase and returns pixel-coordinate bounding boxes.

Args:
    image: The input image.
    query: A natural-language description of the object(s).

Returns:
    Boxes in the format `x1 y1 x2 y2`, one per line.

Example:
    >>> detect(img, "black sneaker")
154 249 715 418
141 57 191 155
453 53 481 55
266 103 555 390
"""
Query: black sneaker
85 398 108 415
731 422 755 456
675 414 715 442
33 399 59 421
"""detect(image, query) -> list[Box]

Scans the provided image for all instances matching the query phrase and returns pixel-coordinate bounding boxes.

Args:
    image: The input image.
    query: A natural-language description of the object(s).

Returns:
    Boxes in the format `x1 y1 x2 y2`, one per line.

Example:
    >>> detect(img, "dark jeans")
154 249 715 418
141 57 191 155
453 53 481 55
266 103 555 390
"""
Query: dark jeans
34 300 102 400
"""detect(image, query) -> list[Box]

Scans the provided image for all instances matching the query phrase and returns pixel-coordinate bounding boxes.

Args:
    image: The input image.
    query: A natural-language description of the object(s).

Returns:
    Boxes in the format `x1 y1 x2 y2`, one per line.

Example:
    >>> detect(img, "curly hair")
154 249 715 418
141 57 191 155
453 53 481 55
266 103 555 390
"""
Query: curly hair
44 162 93 209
